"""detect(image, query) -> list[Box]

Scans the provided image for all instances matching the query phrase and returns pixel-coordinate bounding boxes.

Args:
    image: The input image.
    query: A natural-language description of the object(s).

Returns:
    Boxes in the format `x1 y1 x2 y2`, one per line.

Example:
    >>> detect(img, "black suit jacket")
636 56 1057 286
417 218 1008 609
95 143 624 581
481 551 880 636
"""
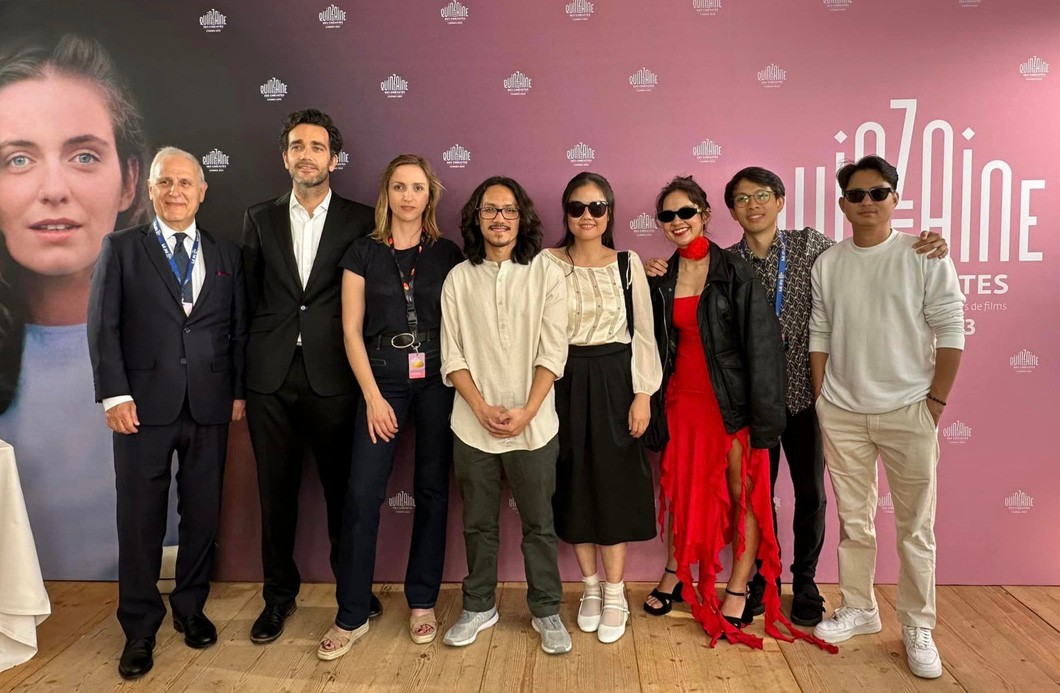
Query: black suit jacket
241 191 373 396
87 223 248 426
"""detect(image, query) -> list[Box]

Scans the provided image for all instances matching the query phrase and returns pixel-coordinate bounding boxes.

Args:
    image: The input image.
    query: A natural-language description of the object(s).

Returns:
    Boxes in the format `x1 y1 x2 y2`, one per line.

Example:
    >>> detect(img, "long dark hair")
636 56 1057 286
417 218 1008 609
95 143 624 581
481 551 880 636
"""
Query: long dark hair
459 176 543 265
0 34 150 413
555 171 615 250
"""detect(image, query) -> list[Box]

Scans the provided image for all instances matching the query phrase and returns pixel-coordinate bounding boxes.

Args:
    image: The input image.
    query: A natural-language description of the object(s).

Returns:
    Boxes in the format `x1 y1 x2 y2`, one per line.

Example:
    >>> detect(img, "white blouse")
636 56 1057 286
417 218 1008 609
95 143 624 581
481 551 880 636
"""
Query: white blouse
544 249 662 396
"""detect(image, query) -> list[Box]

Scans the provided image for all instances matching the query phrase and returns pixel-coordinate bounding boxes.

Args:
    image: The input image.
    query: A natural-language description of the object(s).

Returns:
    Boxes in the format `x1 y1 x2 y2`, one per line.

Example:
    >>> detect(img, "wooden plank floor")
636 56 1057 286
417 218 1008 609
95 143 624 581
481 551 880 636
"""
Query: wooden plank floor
5 583 1059 692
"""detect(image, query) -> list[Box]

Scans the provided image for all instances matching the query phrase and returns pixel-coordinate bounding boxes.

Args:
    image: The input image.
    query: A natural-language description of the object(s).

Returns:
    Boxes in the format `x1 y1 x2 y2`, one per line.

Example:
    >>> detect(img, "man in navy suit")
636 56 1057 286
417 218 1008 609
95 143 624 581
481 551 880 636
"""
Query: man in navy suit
241 109 376 643
88 146 247 680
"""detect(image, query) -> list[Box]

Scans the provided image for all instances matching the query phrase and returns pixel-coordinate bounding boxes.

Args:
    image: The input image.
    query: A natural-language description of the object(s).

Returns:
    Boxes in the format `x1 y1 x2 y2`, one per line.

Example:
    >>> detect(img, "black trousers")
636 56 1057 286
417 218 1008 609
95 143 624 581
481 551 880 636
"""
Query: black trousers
334 342 453 629
114 399 228 640
752 404 827 588
247 348 356 605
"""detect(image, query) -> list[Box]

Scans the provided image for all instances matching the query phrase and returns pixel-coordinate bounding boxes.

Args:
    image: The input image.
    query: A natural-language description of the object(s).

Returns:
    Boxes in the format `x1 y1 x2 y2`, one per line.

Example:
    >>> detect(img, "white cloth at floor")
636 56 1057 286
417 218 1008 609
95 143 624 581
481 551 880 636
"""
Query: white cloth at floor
0 440 51 672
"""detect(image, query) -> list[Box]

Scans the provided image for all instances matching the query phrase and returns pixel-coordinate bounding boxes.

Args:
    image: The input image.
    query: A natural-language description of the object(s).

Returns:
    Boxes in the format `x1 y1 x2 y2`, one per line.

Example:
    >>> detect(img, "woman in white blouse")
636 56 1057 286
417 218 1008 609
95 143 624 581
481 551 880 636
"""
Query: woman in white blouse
545 172 662 644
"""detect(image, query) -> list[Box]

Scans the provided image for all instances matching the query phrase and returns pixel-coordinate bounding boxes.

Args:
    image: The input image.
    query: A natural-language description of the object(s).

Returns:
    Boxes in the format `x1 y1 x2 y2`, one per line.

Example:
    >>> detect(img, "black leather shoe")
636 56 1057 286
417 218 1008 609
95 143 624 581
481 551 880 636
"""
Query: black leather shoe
118 637 155 680
251 602 296 644
369 593 383 619
173 613 217 648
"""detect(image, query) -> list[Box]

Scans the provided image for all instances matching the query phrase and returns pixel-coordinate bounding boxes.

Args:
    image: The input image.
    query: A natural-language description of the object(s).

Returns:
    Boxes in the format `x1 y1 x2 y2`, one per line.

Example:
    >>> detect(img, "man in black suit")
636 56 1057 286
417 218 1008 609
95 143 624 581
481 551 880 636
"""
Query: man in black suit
88 147 248 680
242 109 378 643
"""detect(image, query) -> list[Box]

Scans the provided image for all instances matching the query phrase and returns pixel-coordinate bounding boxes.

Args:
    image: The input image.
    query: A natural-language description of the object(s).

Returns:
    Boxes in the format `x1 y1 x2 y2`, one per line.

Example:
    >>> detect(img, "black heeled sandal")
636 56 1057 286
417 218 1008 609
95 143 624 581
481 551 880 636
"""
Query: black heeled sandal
643 568 685 616
722 587 753 629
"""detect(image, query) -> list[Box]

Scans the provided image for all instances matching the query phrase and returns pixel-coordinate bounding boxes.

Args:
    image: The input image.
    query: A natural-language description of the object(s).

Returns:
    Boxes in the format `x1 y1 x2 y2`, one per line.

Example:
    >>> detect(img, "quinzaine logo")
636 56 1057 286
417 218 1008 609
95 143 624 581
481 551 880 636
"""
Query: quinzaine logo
199 9 226 33
508 497 518 513
1004 490 1034 514
1020 56 1049 82
440 0 469 24
381 74 408 99
877 492 894 514
1010 349 1039 373
629 67 658 93
319 4 347 28
567 142 595 167
566 0 593 20
335 151 349 171
201 149 229 173
504 71 532 96
630 213 658 238
758 63 786 89
823 0 853 10
692 138 722 163
692 0 721 16
959 0 981 6
443 144 471 169
942 420 972 444
260 78 288 102
388 491 415 514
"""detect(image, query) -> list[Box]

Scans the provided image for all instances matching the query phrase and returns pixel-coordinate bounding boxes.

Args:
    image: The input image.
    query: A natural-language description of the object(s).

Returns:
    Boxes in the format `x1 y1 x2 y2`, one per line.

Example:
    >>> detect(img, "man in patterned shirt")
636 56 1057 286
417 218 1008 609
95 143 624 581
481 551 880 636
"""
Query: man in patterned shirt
721 166 947 626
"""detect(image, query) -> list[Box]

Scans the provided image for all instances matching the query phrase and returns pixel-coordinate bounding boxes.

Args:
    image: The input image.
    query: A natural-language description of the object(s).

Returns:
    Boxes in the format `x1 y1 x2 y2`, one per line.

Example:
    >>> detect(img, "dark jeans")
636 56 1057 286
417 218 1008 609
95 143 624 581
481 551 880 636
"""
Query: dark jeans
247 348 356 606
334 343 453 630
453 435 562 618
752 404 827 589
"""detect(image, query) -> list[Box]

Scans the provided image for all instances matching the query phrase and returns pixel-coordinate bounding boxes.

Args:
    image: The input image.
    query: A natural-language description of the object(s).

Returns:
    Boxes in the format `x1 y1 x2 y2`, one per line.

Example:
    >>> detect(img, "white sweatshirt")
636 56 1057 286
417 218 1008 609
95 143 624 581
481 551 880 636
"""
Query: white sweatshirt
809 230 966 414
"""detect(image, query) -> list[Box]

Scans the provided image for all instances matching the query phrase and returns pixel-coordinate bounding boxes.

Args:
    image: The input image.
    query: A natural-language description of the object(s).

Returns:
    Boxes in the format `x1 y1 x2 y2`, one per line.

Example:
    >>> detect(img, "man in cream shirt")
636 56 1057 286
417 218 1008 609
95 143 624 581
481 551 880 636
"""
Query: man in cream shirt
440 176 570 655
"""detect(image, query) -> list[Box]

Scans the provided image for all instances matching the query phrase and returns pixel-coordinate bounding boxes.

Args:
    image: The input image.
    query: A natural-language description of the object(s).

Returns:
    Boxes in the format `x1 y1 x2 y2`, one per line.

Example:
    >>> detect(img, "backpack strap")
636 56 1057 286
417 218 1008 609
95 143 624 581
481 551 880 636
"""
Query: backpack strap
617 251 634 338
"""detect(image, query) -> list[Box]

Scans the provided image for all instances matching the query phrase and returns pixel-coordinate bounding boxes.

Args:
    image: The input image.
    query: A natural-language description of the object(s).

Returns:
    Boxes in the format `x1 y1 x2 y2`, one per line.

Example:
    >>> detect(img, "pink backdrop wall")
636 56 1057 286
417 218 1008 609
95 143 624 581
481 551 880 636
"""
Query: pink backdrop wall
209 0 1060 586
7 0 1056 585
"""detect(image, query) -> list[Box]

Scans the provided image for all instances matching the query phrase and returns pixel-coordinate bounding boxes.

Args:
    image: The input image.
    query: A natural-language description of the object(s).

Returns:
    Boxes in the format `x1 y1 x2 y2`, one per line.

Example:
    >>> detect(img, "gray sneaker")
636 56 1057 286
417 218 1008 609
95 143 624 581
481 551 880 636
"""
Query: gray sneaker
531 614 572 654
442 608 498 647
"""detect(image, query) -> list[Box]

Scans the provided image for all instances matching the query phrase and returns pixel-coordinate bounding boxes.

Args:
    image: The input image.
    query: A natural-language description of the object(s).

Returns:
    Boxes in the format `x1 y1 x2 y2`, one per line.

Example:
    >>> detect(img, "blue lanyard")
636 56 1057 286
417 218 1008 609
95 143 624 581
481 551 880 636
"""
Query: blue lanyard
740 230 786 317
153 219 200 299
774 230 787 318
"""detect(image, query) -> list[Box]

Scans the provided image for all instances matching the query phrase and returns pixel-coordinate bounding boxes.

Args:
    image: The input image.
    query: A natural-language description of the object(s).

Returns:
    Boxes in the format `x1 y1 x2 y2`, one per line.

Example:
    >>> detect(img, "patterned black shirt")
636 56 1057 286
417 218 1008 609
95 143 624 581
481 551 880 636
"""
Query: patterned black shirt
728 227 834 414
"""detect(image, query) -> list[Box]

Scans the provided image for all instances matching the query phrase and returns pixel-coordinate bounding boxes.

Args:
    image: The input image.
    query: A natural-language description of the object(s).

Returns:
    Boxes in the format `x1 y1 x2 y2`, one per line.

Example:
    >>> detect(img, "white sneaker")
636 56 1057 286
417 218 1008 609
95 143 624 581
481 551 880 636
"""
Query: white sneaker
531 614 572 654
902 626 942 679
812 605 882 644
442 608 498 647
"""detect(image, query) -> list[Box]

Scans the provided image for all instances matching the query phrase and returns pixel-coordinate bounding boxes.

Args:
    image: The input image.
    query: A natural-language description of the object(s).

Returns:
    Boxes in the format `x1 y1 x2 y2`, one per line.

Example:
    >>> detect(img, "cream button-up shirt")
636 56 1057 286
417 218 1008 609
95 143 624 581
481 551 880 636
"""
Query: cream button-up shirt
441 253 568 453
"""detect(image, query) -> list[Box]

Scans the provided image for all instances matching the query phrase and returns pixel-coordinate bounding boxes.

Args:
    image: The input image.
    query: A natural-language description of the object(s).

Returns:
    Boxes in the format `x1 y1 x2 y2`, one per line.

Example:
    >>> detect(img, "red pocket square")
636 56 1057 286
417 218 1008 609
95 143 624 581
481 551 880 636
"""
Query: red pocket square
215 270 231 277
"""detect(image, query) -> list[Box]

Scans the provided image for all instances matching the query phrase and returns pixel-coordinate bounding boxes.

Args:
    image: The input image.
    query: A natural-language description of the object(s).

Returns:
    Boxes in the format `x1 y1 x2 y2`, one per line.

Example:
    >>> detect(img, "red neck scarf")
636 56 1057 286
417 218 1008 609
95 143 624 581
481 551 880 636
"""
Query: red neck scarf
678 236 709 260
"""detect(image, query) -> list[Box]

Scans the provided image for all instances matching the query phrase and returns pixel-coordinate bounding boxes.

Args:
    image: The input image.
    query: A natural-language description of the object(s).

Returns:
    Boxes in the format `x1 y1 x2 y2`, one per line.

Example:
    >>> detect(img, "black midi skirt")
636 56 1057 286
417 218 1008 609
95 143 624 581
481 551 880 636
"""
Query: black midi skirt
552 342 657 545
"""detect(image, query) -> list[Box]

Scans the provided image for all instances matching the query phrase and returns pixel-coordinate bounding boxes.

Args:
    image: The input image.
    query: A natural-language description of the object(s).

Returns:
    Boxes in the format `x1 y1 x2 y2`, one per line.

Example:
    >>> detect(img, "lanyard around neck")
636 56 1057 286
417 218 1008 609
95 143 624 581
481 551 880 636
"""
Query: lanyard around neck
153 219 200 297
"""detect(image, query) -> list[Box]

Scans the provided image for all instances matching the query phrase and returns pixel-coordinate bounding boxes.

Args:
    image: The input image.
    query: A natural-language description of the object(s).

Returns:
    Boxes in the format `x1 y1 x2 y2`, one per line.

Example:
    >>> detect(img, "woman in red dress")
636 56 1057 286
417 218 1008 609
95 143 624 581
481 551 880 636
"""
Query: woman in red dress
643 176 834 652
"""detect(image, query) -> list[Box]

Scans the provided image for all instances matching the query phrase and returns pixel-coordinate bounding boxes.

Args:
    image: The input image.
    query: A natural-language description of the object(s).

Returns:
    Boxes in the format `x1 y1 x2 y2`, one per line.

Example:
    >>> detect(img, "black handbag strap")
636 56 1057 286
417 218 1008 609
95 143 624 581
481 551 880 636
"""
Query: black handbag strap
617 251 634 338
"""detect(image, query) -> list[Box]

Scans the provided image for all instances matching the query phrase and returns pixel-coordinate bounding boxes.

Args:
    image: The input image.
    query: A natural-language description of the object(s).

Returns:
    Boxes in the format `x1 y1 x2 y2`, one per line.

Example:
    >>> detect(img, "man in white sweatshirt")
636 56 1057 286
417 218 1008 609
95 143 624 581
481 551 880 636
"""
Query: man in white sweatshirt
808 155 965 679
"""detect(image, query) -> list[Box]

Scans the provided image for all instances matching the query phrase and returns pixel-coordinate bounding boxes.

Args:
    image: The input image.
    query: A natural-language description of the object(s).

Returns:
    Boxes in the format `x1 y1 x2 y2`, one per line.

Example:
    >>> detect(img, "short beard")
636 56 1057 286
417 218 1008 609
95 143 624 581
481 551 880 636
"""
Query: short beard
290 168 329 189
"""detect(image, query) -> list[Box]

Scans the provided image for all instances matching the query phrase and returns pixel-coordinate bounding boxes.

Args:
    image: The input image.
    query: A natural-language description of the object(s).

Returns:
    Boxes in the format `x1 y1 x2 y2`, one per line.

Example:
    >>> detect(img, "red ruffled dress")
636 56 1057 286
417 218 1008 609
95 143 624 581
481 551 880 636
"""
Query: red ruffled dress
659 294 836 652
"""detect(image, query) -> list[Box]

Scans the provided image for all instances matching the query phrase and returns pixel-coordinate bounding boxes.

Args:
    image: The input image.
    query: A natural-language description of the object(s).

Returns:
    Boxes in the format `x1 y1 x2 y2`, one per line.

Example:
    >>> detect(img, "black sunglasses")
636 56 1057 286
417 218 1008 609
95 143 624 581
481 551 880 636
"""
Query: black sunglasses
656 206 700 224
566 201 609 218
843 186 894 203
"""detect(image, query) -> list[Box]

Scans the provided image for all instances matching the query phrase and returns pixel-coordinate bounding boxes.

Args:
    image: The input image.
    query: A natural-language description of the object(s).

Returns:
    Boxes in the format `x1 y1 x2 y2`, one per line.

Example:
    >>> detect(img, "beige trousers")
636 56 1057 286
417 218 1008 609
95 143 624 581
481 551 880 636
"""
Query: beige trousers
816 397 939 629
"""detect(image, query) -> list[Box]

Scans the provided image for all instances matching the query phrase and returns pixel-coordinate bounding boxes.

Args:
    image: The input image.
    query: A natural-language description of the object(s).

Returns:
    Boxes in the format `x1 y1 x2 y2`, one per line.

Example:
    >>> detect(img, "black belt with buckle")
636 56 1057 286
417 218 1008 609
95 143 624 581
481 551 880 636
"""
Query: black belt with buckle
374 329 438 349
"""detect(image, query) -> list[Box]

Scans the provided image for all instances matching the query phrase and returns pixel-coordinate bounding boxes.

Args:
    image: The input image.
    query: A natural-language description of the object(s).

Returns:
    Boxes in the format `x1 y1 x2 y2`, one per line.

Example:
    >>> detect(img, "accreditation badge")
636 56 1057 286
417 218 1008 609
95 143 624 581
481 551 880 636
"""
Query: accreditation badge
408 352 426 379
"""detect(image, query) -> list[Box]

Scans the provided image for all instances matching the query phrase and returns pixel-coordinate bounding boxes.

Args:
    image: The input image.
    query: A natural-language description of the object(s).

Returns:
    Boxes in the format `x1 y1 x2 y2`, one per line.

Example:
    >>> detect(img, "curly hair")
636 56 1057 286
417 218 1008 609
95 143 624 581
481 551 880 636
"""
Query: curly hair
459 176 543 265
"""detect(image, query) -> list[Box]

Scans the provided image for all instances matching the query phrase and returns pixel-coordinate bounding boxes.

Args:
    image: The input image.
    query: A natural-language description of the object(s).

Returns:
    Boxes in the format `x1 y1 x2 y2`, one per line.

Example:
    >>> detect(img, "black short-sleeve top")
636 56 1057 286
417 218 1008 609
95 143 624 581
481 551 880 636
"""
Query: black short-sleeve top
338 234 464 340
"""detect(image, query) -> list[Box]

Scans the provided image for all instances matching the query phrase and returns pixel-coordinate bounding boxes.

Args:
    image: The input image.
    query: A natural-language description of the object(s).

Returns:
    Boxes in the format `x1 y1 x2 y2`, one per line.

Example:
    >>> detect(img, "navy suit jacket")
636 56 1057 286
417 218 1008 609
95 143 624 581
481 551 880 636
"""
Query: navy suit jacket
87 222 248 426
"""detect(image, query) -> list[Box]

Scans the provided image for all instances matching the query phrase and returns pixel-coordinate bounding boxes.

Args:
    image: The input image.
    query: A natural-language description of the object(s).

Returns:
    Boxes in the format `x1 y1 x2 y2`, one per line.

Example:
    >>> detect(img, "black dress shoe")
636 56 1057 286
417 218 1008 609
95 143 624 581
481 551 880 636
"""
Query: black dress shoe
173 613 218 648
118 637 155 680
251 602 296 644
369 593 383 619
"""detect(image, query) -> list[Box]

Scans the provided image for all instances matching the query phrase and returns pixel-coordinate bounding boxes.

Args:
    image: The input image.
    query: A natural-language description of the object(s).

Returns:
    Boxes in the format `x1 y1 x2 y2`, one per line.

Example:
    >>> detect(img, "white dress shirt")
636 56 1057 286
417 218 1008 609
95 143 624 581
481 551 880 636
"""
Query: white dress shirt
102 218 206 412
290 189 331 345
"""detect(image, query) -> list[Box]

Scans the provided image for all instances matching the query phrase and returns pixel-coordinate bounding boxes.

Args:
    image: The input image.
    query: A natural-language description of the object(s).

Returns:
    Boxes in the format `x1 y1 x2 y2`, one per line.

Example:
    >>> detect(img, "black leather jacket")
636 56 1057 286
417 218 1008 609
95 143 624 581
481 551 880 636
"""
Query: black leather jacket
648 241 786 449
